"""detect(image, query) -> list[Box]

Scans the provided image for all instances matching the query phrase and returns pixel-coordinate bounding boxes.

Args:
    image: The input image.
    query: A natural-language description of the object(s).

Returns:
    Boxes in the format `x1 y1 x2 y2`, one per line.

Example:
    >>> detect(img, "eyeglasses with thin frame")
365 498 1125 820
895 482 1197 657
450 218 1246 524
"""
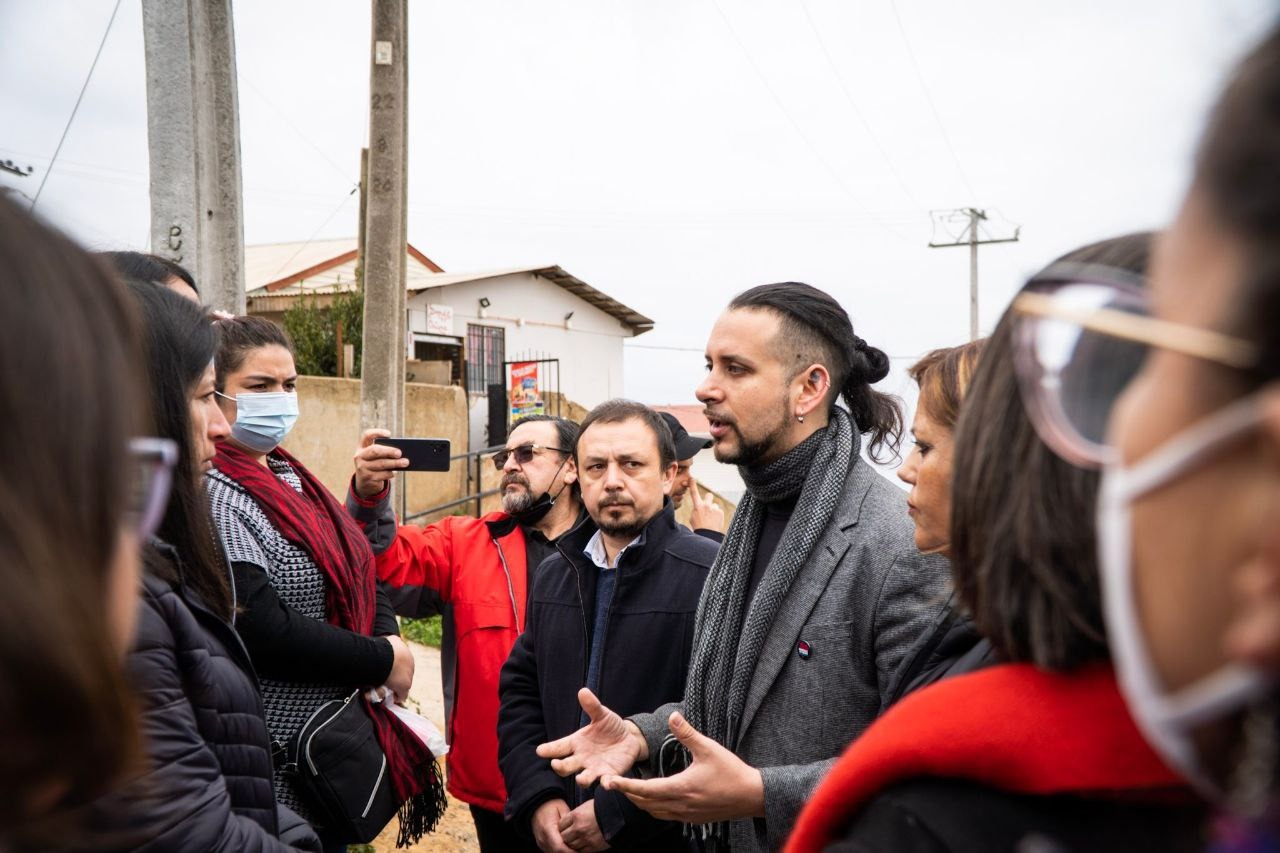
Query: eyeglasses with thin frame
1011 261 1260 468
490 443 570 471
125 437 178 539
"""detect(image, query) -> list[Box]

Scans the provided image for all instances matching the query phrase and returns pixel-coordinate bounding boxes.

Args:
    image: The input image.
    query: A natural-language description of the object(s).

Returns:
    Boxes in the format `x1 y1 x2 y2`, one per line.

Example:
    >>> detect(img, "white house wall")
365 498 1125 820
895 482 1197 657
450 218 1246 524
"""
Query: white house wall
408 272 630 409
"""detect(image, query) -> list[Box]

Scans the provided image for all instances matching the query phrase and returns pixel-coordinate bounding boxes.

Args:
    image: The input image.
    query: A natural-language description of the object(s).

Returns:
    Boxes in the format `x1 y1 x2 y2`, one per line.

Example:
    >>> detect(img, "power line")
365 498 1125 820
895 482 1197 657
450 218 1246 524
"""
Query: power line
708 0 914 244
886 0 979 203
269 187 359 279
238 74 359 188
31 0 123 211
795 0 927 213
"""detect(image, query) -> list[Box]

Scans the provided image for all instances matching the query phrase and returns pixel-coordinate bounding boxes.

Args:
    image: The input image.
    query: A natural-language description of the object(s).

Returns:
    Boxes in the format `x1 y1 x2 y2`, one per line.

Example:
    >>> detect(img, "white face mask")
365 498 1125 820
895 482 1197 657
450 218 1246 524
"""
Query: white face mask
1098 393 1276 794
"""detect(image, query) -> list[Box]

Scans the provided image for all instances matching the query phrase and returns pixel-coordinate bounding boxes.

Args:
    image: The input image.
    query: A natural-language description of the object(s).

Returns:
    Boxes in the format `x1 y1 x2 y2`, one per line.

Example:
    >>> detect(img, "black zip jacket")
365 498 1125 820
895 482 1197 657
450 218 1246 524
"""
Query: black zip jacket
80 544 318 851
497 503 716 850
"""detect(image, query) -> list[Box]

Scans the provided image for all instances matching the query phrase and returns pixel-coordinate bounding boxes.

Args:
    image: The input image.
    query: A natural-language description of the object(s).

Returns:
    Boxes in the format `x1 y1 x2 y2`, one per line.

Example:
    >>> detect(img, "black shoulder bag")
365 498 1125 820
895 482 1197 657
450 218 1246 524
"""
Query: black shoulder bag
284 690 399 843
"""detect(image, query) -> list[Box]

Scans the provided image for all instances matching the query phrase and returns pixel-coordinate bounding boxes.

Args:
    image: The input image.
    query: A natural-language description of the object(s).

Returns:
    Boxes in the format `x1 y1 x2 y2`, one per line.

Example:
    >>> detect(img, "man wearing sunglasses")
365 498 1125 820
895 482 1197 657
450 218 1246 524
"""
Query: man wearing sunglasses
350 415 585 852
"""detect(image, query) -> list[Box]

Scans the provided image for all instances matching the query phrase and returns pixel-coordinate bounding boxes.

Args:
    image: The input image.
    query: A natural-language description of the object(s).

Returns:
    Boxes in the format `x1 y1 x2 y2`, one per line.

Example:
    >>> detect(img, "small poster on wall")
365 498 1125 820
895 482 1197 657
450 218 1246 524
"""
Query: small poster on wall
426 303 454 335
510 361 545 419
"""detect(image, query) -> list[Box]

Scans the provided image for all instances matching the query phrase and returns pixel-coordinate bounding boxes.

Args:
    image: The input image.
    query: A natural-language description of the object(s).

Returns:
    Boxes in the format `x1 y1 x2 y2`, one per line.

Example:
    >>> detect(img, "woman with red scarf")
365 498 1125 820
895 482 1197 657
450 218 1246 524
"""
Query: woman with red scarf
787 236 1205 852
206 316 442 851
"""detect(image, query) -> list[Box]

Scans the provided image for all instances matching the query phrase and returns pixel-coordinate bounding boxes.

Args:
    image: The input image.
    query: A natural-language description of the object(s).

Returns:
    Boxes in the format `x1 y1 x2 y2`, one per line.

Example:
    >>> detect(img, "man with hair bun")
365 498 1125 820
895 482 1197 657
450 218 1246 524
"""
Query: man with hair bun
537 282 949 851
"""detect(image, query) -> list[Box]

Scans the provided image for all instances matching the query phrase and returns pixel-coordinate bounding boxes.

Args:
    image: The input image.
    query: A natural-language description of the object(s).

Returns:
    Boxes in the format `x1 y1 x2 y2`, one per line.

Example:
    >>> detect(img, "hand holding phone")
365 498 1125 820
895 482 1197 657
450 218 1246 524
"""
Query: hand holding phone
373 437 452 472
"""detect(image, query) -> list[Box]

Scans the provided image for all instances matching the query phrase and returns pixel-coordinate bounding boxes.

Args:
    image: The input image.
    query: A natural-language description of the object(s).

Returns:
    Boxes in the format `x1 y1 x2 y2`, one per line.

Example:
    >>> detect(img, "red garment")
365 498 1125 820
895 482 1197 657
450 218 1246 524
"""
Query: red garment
785 663 1187 852
376 513 529 813
213 444 441 822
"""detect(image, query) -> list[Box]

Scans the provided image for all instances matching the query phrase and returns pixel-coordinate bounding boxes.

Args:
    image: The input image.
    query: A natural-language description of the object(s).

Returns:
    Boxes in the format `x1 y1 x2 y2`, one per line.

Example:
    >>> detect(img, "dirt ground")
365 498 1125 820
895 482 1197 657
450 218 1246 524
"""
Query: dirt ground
369 779 478 852
370 643 479 852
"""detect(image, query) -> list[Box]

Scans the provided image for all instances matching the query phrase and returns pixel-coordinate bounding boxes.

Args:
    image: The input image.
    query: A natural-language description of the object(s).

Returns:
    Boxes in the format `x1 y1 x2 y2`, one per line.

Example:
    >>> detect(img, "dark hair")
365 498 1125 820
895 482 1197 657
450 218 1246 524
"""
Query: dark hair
907 340 986 430
729 282 904 461
511 414 581 456
126 283 233 619
575 399 677 470
949 232 1153 670
1195 26 1280 380
512 414 582 498
99 251 197 294
213 315 294 391
0 196 143 844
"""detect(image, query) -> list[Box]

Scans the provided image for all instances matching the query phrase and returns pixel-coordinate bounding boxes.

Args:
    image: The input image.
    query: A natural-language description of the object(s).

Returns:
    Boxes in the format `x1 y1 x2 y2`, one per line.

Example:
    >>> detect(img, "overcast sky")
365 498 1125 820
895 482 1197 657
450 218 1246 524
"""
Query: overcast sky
2 0 1276 426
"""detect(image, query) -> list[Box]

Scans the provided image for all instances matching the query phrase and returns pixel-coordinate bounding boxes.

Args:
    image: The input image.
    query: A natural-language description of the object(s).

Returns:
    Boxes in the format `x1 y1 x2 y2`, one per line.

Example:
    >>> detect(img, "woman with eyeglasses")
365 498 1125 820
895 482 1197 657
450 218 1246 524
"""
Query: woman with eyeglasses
787 234 1208 852
1011 27 1280 850
0 198 150 849
76 282 319 851
205 316 441 851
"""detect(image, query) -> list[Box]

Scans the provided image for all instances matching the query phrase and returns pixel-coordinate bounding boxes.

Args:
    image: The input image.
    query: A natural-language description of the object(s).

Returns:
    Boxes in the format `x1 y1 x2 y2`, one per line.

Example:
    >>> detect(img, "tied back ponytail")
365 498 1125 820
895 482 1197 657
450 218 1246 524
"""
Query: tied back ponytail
729 282 905 462
843 335 903 462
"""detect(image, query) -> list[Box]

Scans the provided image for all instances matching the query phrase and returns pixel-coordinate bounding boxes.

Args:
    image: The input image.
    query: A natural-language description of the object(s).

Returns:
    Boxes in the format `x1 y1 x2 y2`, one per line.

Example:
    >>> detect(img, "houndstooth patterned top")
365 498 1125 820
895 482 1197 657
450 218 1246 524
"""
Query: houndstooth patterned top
206 459 348 825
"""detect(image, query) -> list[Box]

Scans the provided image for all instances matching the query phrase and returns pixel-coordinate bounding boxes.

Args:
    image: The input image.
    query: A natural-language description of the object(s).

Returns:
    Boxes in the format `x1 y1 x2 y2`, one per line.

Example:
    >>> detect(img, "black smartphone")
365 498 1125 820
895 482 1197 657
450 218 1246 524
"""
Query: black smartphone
373 437 452 472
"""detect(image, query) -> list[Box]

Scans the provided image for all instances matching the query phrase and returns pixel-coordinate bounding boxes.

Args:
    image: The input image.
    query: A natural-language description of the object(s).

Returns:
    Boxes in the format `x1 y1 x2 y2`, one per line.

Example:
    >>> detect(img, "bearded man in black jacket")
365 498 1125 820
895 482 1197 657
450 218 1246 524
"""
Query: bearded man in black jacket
498 400 717 852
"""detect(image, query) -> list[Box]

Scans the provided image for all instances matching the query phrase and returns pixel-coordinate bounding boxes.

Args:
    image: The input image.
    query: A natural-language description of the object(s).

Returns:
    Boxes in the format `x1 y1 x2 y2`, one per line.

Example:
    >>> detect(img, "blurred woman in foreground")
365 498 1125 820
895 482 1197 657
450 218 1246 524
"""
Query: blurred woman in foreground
789 234 1205 852
0 196 147 849
1014 26 1280 850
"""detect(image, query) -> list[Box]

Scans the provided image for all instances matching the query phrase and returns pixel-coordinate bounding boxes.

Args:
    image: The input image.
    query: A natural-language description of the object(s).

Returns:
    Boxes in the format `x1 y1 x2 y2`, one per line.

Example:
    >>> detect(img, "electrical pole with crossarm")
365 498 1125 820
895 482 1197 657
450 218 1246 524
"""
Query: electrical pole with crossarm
929 208 1020 341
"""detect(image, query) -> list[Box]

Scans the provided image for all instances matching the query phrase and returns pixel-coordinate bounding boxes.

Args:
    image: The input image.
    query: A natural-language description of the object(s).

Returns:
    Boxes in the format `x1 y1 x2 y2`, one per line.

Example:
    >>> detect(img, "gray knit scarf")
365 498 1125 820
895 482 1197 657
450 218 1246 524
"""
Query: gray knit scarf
676 407 855 847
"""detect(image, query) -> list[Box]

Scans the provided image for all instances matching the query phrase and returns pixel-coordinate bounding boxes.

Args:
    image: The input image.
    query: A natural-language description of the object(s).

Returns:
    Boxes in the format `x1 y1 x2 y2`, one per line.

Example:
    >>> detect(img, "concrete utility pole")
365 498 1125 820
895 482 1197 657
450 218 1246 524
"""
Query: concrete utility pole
929 208 1020 341
360 0 408 435
141 0 246 313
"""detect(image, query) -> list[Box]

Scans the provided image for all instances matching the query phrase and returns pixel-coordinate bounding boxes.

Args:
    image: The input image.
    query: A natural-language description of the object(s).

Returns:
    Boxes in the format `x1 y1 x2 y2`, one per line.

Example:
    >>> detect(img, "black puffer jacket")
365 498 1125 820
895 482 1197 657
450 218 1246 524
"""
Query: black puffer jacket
83 545 317 851
498 504 716 850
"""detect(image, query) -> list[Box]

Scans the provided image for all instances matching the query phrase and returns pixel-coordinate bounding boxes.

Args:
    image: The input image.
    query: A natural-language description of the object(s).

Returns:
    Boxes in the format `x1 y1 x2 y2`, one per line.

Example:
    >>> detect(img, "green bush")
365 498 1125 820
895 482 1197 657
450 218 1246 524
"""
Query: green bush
400 615 442 648
282 288 363 378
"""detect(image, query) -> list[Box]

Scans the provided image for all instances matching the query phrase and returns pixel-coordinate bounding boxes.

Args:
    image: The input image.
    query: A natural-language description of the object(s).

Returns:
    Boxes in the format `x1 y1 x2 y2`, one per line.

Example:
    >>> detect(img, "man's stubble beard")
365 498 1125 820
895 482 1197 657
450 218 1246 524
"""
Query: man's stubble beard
714 397 792 469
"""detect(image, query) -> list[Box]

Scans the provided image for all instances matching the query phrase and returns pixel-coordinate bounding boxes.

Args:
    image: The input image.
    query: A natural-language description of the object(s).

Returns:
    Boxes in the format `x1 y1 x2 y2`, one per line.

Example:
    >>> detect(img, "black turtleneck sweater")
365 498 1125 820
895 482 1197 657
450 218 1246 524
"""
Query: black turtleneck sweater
739 428 824 610
747 493 798 609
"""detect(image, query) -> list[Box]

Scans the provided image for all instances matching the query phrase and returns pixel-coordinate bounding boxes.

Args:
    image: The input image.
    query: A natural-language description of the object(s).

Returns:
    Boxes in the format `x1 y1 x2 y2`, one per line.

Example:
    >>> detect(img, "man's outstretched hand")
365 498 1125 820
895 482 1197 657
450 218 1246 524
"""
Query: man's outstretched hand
536 688 648 786
600 711 764 824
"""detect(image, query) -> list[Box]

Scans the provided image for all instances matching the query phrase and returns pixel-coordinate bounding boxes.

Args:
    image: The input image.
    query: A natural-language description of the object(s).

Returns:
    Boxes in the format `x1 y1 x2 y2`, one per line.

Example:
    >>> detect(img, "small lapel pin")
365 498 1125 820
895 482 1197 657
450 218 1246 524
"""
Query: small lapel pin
797 640 812 660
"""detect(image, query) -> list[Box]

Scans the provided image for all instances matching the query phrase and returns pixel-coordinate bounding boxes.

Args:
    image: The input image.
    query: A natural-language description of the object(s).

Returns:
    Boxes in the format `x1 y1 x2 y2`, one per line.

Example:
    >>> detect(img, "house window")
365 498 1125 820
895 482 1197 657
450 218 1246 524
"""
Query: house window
466 324 505 395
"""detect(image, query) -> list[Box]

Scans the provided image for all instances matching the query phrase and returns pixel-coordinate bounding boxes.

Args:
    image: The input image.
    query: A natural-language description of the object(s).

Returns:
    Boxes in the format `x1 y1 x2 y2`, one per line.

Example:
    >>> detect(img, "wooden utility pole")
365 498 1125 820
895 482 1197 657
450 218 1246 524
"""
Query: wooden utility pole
929 208 1020 341
140 0 246 313
360 0 408 435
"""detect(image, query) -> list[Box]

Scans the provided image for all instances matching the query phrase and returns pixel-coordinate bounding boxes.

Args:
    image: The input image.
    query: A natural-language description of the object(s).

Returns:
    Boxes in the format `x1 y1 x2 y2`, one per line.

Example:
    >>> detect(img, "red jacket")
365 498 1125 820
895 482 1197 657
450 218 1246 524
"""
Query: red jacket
786 663 1192 852
375 512 531 813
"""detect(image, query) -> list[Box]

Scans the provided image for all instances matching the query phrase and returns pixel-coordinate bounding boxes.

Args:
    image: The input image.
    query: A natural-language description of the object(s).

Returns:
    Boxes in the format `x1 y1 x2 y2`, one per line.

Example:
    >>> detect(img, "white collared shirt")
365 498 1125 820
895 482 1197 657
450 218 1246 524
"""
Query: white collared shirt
583 529 644 570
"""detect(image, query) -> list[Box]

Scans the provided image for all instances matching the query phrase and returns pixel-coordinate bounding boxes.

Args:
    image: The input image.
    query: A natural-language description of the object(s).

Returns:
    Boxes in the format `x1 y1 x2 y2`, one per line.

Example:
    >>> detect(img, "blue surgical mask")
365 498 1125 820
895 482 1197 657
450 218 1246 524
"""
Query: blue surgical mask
220 390 299 453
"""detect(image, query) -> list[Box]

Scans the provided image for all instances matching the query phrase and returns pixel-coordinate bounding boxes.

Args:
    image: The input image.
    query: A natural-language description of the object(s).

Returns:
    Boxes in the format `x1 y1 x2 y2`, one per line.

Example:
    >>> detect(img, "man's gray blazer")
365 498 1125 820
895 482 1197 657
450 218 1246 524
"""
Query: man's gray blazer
630 455 950 851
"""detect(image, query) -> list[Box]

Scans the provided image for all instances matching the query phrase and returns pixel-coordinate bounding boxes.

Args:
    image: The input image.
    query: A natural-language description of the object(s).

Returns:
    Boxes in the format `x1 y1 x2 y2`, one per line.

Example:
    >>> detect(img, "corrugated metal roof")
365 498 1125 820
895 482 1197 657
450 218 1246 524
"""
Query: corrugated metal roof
244 242 653 336
245 238 357 292
245 239 444 295
408 264 654 335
